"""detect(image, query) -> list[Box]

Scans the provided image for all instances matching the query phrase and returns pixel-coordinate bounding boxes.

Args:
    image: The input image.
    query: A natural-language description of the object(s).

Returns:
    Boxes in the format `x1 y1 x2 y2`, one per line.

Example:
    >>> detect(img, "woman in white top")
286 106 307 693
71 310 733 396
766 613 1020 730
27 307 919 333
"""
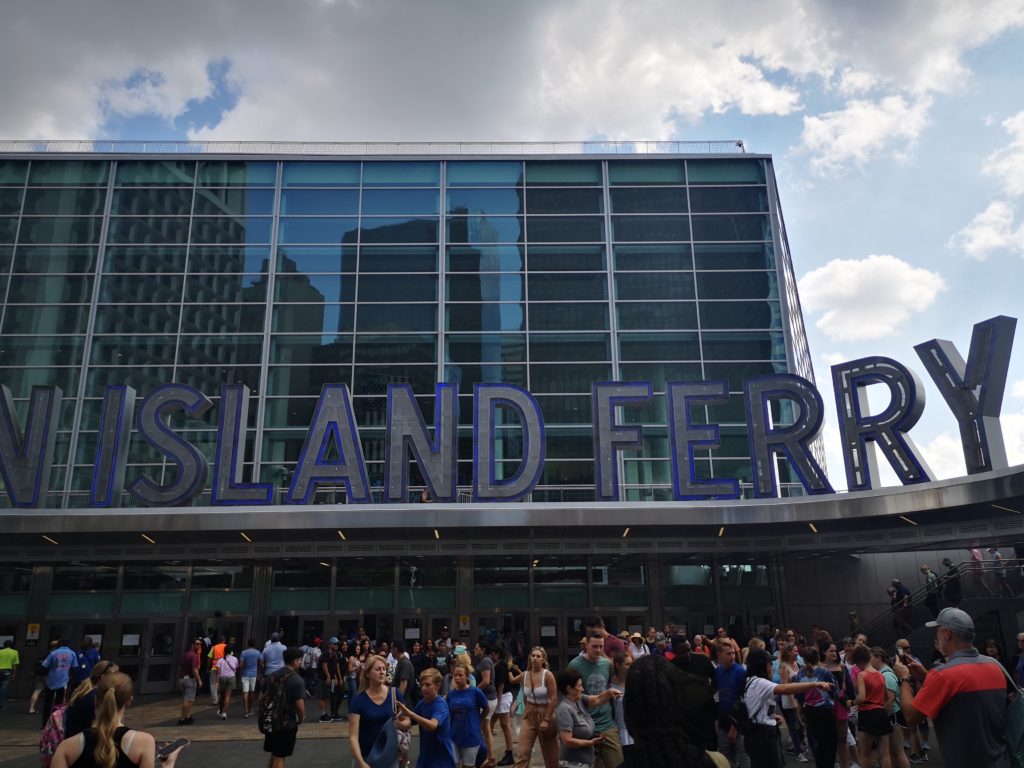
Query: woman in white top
513 647 558 768
742 649 832 768
777 643 807 760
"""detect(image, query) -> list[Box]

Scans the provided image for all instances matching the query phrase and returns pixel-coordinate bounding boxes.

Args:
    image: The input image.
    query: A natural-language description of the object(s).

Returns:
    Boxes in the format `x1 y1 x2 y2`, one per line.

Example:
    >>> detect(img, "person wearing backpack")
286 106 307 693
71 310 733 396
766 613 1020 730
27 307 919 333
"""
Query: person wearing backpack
260 646 306 768
40 639 78 729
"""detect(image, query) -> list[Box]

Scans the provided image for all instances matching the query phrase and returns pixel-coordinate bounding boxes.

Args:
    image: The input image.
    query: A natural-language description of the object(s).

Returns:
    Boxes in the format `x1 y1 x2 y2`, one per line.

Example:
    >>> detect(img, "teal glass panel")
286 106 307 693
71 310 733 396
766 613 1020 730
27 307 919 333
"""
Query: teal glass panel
3 305 90 334
85 366 173 394
105 246 189 273
447 188 523 215
691 215 770 241
529 333 609 362
697 271 778 301
705 361 788 391
197 161 275 187
193 188 276 216
361 216 437 243
358 274 437 302
23 188 105 216
362 189 439 215
537 460 594 486
526 216 603 242
177 365 260 393
594 586 647 607
98 274 182 304
29 161 109 186
0 188 22 214
612 215 689 242
712 459 754 483
357 303 437 333
527 273 606 301
278 245 357 273
545 429 596 458
701 331 786 361
107 217 190 245
608 160 685 185
525 162 600 185
190 246 270 273
279 217 359 244
116 161 195 186
177 335 265 365
536 395 592 424
448 274 523 302
619 362 702 391
444 334 526 363
0 247 10 272
534 587 587 608
448 216 522 244
181 302 265 333
473 587 529 609
363 162 439 186
355 334 436 363
525 188 603 214
190 216 272 244
111 187 193 216
0 161 28 185
616 272 694 300
699 300 781 330
528 302 607 331
526 244 605 271
91 335 177 365
610 187 688 213
661 585 715 607
0 593 28 615
721 585 773 607
276 273 355 302
616 301 697 331
398 588 456 609
447 161 523 186
93 305 181 335
9 275 92 303
694 243 775 270
280 189 359 215
282 162 360 187
266 366 353 396
447 244 523 272
269 334 352 365
359 245 437 272
0 217 17 244
619 332 700 361
0 336 86 366
336 588 394 610
269 590 329 612
686 159 765 184
689 187 768 213
447 303 524 332
14 246 96 273
19 217 103 244
270 304 354 335
120 592 184 614
530 363 611 393
189 591 252 613
354 365 436 394
48 593 115 615
445 363 526 389
185 273 266 303
264 397 318 427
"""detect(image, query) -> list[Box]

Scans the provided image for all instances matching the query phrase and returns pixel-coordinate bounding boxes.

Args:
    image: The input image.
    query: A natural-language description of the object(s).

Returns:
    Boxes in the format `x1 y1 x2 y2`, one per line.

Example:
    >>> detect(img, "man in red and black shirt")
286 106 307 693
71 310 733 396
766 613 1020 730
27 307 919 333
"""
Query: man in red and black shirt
894 607 1011 768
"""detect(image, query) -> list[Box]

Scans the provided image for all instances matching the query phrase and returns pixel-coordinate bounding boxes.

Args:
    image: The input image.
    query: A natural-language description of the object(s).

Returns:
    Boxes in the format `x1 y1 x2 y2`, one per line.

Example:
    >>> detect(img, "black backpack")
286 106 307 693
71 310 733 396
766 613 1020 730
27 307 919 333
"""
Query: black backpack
258 669 295 734
727 678 757 736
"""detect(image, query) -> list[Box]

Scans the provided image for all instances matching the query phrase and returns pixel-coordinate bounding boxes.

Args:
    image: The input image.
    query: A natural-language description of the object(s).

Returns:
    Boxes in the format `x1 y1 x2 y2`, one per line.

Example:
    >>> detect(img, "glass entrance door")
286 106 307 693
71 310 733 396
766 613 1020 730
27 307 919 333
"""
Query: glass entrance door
138 621 178 692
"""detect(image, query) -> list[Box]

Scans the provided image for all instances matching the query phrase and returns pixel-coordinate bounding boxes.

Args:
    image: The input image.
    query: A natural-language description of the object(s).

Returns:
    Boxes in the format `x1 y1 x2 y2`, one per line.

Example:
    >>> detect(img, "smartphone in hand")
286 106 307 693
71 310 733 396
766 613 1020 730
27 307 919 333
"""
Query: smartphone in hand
157 738 190 761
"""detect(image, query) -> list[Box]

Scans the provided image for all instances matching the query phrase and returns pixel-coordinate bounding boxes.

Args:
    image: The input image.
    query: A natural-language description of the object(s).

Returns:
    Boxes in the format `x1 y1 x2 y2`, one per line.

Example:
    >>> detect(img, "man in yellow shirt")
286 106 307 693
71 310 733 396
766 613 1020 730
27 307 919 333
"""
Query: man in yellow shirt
0 640 20 710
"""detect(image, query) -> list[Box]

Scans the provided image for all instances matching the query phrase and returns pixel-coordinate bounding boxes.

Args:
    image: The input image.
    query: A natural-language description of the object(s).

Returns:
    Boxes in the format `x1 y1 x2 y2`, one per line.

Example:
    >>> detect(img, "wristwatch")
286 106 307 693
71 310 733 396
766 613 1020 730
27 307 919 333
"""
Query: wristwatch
899 677 913 685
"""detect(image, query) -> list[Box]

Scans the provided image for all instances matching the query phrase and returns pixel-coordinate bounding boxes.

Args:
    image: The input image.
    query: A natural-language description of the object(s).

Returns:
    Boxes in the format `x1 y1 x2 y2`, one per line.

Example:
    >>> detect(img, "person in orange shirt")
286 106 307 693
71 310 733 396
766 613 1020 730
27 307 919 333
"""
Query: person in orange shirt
208 636 227 706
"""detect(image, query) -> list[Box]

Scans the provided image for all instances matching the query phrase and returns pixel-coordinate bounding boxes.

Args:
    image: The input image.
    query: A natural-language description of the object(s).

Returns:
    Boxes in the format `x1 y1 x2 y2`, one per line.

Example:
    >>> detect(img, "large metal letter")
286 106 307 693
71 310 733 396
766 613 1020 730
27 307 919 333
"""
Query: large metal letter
667 381 739 500
914 315 1016 475
211 385 273 506
128 384 213 507
90 385 136 507
745 375 833 498
385 383 458 503
831 357 932 491
592 382 652 501
286 384 370 504
473 384 545 502
0 385 62 508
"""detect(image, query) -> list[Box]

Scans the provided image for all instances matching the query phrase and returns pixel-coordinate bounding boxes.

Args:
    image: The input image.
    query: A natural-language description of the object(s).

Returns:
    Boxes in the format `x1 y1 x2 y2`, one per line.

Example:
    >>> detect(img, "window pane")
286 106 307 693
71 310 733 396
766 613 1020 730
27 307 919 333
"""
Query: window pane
108 217 189 245
362 189 439 215
526 216 603 242
447 216 522 244
99 274 182 304
19 217 103 244
447 161 523 186
530 333 609 362
14 246 96 273
691 215 770 241
448 274 523 302
30 161 109 186
111 187 193 216
359 246 436 273
266 366 353 396
0 188 22 215
528 273 606 301
537 394 592 424
530 363 611 393
612 215 689 242
278 245 356 274
447 188 523 215
92 335 177 365
610 187 688 213
3 304 90 334
358 303 437 332
282 162 359 187
616 272 694 300
447 245 523 272
353 365 437 394
93 304 181 335
278 217 359 244
271 304 353 335
697 271 778 300
526 188 602 214
9 275 92 303
608 160 685 185
23 188 105 216
694 243 775 270
280 188 359 215
705 361 788 391
616 301 696 330
526 244 605 271
355 334 436 364
619 332 700 361
689 187 768 213
184 274 266 303
1 366 79 393
362 162 439 186
116 161 194 186
190 246 271 273
525 162 601 185
190 216 272 244
528 302 607 331
613 244 692 270
104 246 186 273
181 304 265 334
359 274 437 302
0 217 16 244
701 331 786 360
197 161 275 187
276 274 355 302
270 334 352 365
0 336 86 367
620 362 702 390
176 365 261 392
360 217 437 244
699 300 781 330
52 563 118 590
192 562 254 589
687 159 765 184
0 161 28 185
444 334 526 363
193 188 276 216
447 303 524 332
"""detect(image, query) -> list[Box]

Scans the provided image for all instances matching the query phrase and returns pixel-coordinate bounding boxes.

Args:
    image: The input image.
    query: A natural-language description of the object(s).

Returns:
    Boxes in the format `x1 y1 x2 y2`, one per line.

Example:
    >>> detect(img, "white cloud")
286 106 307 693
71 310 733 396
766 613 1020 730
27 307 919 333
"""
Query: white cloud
984 111 1024 198
948 201 1024 260
821 352 847 366
1003 410 1024 466
798 254 947 341
918 432 967 480
836 68 880 97
799 96 931 175
1011 380 1024 399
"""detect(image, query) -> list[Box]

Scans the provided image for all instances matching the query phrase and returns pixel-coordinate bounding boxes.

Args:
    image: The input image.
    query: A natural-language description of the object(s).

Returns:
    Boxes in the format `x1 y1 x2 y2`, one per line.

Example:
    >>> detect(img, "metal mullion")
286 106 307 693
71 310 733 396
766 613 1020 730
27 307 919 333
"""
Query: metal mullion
251 160 283 484
600 161 628 499
684 162 712 481
351 163 363 397
437 162 447 396
0 164 28 338
61 159 117 505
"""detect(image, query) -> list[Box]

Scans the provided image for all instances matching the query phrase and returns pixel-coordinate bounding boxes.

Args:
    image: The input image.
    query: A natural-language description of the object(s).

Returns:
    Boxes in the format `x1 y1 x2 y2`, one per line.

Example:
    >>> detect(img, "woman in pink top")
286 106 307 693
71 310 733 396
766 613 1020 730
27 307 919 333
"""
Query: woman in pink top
849 645 893 768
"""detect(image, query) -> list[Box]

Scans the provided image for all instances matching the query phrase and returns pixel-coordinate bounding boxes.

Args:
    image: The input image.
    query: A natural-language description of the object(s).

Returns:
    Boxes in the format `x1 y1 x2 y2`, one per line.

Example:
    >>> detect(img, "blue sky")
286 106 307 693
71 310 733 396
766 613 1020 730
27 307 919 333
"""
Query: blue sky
2 0 1023 488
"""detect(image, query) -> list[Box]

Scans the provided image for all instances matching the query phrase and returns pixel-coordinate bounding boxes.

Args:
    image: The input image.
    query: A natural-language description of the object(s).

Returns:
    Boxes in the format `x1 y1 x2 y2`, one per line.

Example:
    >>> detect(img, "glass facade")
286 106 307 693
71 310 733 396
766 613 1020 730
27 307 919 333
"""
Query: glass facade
0 152 812 504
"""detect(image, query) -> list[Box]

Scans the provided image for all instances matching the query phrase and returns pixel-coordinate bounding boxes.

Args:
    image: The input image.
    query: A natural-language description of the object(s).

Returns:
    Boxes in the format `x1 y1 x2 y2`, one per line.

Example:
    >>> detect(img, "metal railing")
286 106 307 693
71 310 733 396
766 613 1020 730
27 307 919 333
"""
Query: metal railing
0 139 747 156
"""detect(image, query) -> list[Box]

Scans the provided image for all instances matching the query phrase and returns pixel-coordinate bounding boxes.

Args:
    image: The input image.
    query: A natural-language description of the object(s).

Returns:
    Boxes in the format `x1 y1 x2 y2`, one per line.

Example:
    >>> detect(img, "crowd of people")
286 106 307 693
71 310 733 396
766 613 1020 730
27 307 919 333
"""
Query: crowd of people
5 605 1018 768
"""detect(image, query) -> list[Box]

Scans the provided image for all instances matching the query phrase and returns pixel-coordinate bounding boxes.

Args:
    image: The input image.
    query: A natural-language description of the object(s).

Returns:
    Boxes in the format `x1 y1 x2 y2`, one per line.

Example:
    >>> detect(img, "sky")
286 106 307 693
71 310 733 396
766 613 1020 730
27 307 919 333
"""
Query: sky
2 0 1023 490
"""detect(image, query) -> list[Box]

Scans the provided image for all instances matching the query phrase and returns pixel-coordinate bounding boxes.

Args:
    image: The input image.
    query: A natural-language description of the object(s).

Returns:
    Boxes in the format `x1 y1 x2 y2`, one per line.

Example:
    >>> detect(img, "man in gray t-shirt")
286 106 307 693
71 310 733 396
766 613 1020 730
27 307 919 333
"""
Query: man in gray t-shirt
569 633 623 768
261 633 286 675
473 639 498 763
556 694 598 765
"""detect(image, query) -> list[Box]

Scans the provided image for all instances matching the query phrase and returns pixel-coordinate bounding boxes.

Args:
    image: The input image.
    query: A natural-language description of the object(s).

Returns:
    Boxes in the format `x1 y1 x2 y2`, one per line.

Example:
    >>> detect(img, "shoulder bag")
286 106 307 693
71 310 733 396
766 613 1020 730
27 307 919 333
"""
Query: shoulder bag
365 688 399 768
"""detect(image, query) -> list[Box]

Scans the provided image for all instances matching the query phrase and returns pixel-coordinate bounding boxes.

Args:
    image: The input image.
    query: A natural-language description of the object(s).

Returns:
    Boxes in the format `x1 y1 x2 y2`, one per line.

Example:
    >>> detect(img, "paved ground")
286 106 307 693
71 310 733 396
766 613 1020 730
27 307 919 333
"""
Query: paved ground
0 693 941 767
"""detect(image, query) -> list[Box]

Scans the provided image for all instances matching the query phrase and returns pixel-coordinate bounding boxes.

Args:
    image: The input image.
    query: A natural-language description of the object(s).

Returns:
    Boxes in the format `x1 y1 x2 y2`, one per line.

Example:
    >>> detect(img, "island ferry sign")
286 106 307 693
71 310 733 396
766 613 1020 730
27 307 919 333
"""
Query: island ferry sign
0 316 1015 508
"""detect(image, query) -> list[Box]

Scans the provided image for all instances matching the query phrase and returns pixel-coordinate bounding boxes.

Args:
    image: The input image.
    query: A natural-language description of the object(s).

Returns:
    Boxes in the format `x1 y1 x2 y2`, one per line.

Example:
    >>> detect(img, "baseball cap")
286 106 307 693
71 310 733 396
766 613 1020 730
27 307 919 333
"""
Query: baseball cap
313 637 322 646
925 607 974 634
329 636 339 644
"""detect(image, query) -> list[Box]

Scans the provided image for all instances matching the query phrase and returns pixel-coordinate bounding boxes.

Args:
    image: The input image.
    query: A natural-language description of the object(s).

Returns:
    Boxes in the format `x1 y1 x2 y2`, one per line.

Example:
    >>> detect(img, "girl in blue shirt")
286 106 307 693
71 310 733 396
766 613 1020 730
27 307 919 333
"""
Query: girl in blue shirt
444 664 489 768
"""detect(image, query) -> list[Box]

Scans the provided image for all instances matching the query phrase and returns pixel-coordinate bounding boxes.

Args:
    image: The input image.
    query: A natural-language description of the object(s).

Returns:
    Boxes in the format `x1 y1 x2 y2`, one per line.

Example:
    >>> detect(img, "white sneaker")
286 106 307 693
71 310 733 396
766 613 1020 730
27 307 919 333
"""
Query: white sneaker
219 711 227 720
796 753 809 763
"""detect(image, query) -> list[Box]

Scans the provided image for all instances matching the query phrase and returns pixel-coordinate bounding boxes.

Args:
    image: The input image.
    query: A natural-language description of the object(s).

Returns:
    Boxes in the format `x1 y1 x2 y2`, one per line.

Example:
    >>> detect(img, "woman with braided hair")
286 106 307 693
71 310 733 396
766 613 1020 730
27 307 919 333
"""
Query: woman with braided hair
621 655 728 768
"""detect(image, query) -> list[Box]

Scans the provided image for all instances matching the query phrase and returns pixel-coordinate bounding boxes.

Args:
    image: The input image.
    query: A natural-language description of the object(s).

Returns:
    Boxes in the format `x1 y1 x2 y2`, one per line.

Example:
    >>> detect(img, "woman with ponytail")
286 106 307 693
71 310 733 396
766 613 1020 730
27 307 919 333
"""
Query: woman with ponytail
64 661 119 739
51 672 185 768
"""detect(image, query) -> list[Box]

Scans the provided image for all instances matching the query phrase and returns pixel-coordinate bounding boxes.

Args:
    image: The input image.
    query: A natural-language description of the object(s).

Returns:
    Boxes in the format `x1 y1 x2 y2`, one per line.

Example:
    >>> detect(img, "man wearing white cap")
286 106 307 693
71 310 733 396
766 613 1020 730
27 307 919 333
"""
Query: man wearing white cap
893 607 1011 767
